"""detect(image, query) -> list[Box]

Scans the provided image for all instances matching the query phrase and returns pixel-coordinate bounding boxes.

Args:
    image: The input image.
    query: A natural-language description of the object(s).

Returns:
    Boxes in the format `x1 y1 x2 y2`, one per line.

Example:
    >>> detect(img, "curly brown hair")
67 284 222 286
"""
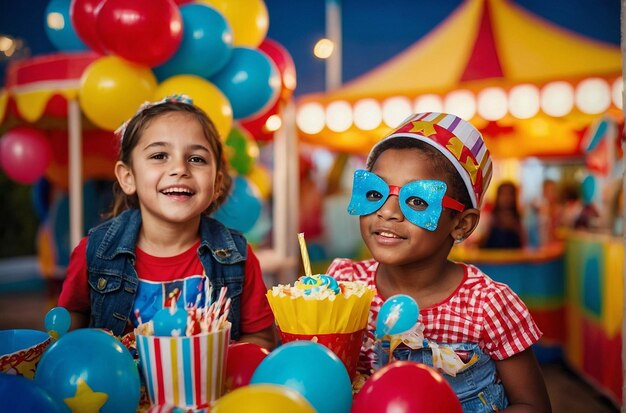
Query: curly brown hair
108 100 232 217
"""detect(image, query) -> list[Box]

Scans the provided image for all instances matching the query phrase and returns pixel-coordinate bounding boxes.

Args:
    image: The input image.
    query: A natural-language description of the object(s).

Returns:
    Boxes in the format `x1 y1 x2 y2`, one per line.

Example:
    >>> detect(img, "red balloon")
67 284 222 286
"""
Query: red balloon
0 126 52 184
352 361 462 413
225 342 269 393
70 0 107 54
96 0 183 67
258 39 296 100
240 99 280 142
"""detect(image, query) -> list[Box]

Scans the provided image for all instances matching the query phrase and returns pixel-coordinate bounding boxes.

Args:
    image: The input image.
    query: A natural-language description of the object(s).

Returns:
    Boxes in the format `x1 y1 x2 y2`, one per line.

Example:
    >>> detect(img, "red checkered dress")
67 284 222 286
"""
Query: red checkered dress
327 258 542 375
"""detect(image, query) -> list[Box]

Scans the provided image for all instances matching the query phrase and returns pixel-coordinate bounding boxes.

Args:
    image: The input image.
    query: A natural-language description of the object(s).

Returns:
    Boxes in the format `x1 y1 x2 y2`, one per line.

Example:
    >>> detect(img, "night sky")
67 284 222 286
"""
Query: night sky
0 0 621 96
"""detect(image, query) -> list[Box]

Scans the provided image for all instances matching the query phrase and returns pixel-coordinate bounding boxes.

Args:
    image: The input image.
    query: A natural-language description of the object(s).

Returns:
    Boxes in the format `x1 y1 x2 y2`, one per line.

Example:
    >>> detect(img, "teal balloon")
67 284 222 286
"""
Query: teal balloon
211 47 280 119
581 175 596 205
375 294 420 339
44 0 88 51
244 205 271 245
154 3 233 80
212 175 262 233
34 329 140 413
250 341 352 413
44 307 71 337
0 374 63 413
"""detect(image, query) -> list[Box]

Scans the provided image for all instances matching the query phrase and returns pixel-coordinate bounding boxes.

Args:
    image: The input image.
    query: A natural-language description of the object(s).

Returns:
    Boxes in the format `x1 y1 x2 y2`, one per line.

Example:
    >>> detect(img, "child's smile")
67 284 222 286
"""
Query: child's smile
360 148 456 266
159 185 196 200
372 226 408 246
117 112 221 228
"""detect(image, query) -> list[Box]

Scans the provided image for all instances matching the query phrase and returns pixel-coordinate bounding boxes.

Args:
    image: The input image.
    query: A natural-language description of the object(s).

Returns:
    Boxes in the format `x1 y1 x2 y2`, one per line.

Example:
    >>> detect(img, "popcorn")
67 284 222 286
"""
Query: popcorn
135 286 231 411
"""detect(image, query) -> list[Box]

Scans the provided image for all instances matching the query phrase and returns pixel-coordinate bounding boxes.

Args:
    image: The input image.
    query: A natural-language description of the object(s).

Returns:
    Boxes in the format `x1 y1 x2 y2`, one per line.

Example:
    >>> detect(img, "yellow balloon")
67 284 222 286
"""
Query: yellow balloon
246 163 272 199
79 56 157 131
154 75 233 140
201 0 268 47
212 384 315 413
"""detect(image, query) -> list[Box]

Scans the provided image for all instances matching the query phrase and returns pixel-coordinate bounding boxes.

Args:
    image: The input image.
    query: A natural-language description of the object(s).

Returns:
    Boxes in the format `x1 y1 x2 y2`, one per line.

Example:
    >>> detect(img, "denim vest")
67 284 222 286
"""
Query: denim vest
85 209 247 339
377 341 509 412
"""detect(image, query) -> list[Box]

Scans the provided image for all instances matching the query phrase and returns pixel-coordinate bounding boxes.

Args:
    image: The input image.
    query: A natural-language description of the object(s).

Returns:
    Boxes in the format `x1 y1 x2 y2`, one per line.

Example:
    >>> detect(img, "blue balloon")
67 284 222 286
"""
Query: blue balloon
154 3 233 81
212 175 262 233
581 175 596 205
250 341 352 413
375 294 420 339
34 329 140 413
243 204 271 245
44 0 88 52
211 47 281 119
152 306 188 337
0 373 63 412
44 307 71 337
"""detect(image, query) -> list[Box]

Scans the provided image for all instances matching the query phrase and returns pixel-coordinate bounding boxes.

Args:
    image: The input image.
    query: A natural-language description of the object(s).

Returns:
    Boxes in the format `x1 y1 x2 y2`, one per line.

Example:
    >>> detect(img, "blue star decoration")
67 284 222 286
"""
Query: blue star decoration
63 378 109 413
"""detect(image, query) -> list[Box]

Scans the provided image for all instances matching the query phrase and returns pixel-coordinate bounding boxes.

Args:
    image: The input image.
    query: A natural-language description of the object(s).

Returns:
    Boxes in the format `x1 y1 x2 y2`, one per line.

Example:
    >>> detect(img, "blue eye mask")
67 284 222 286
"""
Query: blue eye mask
347 169 465 231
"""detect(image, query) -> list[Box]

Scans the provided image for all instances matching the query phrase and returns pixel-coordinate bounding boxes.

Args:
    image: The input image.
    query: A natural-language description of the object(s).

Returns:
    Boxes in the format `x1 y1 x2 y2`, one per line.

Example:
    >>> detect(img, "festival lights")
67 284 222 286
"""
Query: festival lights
296 76 621 135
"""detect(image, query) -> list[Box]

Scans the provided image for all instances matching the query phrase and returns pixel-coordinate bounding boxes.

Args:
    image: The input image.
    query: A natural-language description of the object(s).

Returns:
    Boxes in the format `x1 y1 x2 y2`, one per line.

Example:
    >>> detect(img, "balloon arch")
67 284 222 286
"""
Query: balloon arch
0 0 299 278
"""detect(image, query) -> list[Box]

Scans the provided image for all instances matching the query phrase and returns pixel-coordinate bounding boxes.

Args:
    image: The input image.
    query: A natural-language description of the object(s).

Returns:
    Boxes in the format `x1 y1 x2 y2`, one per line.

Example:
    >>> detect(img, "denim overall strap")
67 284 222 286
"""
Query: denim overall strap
197 216 247 340
86 209 142 336
376 340 509 412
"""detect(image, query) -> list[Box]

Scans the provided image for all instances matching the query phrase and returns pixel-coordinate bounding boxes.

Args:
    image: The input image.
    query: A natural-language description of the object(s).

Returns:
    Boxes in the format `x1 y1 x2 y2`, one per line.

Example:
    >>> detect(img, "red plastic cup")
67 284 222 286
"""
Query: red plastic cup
279 329 365 379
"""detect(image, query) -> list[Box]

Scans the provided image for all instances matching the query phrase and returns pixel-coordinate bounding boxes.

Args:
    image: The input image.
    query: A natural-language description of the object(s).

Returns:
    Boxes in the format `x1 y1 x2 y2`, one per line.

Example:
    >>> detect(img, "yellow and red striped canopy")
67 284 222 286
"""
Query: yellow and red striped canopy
297 0 622 158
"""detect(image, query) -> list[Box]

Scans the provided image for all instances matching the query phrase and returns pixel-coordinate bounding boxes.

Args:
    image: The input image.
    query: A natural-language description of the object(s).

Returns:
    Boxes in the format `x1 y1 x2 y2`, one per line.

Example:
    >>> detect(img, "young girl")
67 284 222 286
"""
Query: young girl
329 112 551 412
58 96 277 350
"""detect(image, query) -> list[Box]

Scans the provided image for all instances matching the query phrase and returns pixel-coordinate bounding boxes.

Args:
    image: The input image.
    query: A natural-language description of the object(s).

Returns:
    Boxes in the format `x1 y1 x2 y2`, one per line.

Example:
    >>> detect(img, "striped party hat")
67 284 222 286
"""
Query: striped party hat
366 112 492 208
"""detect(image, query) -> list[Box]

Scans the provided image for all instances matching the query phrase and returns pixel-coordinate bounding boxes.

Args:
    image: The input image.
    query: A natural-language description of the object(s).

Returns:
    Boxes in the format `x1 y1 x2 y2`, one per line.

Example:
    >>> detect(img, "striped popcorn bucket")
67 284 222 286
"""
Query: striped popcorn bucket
136 323 230 411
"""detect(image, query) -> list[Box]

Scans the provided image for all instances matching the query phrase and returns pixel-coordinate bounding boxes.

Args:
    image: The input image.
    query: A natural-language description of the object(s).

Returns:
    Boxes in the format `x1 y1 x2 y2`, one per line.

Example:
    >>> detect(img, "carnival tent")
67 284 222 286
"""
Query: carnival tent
296 0 622 159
